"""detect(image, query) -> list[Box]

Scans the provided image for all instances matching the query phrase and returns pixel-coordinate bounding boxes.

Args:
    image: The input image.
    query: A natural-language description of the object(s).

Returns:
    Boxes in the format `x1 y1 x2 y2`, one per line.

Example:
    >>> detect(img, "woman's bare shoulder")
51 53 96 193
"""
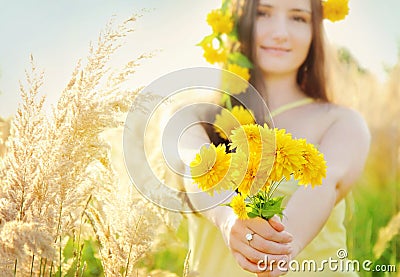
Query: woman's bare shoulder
317 103 371 186
321 103 370 135
304 102 369 145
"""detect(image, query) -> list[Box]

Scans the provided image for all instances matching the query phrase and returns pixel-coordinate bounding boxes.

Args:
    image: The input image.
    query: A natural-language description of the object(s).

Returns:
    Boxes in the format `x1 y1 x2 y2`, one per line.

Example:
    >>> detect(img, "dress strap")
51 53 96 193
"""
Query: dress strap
270 97 315 118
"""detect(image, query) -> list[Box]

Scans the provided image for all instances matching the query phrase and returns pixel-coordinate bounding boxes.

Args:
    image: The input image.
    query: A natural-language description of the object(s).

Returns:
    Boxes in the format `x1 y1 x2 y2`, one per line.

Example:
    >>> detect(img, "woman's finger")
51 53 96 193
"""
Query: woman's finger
232 252 267 274
229 231 265 263
268 215 285 232
235 241 269 264
250 233 292 255
248 217 293 243
231 234 291 267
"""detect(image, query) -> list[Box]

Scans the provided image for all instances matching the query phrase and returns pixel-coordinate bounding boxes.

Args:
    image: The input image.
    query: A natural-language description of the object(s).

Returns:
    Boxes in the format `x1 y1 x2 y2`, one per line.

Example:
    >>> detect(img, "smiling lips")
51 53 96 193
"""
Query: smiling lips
260 46 291 56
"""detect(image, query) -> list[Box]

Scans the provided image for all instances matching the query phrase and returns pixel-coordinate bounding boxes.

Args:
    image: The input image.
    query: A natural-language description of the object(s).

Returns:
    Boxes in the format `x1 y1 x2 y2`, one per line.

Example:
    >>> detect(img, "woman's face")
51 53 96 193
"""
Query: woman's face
254 0 312 77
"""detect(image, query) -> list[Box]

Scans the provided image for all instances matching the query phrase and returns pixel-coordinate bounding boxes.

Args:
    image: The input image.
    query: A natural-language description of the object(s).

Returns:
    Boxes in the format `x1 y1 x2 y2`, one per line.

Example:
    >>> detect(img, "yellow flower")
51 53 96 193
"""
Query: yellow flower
269 129 306 181
214 106 255 140
231 151 272 196
220 64 250 95
206 9 233 34
202 43 228 65
230 124 274 154
322 0 349 22
230 194 249 220
259 124 276 159
227 63 250 81
190 143 232 195
294 140 327 187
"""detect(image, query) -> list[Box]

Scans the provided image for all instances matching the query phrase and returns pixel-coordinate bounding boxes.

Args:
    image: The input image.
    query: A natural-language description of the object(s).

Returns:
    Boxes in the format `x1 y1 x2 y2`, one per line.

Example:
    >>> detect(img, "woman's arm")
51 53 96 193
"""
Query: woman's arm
256 109 370 277
283 109 370 258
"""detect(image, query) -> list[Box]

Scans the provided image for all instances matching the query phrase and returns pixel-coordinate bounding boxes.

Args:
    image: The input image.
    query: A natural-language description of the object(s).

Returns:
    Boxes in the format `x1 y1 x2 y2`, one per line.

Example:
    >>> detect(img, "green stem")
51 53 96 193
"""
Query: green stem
268 177 285 200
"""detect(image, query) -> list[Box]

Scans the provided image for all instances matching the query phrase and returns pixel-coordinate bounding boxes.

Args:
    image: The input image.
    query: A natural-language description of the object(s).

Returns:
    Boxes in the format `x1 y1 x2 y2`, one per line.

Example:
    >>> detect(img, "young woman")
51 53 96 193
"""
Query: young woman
181 0 370 276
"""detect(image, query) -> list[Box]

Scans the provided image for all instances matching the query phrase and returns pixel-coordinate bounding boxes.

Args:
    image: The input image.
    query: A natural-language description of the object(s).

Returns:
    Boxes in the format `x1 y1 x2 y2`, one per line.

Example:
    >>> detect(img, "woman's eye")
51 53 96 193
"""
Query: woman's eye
257 10 271 18
292 16 307 23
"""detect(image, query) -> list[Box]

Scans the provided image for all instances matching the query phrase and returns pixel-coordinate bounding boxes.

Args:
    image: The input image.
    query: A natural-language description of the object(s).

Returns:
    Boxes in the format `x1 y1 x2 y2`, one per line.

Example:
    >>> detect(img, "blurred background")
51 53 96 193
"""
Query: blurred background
0 0 399 276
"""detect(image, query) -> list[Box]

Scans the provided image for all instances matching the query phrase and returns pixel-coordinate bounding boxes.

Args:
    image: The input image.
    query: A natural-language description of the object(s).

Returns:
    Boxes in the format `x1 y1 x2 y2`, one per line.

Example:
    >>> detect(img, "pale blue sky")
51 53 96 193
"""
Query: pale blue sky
1 0 399 117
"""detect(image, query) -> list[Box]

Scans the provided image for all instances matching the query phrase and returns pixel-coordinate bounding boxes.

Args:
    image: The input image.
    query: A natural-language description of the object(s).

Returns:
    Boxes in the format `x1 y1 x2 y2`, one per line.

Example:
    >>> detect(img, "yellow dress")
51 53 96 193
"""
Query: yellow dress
185 179 358 277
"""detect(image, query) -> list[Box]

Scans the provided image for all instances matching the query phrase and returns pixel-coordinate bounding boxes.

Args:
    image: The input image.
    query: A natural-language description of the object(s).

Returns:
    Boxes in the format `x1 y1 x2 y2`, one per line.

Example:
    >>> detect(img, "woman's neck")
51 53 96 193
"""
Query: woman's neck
261 72 307 111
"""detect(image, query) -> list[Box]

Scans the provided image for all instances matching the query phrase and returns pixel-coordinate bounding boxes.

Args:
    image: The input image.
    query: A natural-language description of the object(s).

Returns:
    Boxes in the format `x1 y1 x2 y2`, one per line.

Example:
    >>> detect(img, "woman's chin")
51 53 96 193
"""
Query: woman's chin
259 66 298 77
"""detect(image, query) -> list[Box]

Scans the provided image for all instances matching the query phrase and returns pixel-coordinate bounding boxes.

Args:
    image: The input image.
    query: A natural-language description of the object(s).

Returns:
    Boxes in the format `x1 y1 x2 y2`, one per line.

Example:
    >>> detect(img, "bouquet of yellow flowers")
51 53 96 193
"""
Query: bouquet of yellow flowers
189 106 327 220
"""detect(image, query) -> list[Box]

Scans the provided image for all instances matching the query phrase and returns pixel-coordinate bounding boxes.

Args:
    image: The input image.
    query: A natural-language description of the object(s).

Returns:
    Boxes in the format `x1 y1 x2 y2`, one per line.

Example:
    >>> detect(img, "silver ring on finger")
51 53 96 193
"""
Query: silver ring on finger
245 232 255 245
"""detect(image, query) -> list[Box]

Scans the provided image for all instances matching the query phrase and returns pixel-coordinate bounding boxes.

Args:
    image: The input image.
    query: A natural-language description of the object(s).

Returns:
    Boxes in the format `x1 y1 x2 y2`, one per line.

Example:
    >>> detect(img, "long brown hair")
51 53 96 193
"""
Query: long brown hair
237 0 329 102
204 0 329 145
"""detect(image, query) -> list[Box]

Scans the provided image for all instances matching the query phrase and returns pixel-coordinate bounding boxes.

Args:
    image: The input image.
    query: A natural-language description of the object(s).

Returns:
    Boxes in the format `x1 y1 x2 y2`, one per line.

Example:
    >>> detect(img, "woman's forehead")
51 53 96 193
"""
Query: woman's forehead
258 0 312 12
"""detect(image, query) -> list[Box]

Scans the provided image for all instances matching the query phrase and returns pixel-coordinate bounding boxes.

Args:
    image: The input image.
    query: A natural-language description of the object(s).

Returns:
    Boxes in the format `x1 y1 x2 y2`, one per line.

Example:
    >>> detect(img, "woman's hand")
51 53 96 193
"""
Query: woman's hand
219 213 293 274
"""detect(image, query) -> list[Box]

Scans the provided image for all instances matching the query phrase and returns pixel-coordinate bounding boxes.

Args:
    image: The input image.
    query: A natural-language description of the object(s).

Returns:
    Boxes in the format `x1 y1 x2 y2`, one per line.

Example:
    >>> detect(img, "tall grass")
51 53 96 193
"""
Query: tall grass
0 15 181 277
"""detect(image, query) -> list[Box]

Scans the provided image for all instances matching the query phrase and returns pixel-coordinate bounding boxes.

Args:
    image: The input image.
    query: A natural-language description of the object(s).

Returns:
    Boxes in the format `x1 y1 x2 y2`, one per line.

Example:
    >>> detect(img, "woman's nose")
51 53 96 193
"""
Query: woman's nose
271 17 289 43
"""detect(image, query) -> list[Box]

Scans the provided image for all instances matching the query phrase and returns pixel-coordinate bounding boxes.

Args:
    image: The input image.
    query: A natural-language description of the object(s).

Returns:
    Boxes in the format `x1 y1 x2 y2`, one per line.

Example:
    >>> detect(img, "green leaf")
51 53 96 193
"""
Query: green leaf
257 192 266 201
259 196 286 220
269 196 285 206
227 23 238 41
251 207 259 214
261 209 282 220
228 52 254 68
197 33 217 47
248 212 259 218
221 0 230 13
